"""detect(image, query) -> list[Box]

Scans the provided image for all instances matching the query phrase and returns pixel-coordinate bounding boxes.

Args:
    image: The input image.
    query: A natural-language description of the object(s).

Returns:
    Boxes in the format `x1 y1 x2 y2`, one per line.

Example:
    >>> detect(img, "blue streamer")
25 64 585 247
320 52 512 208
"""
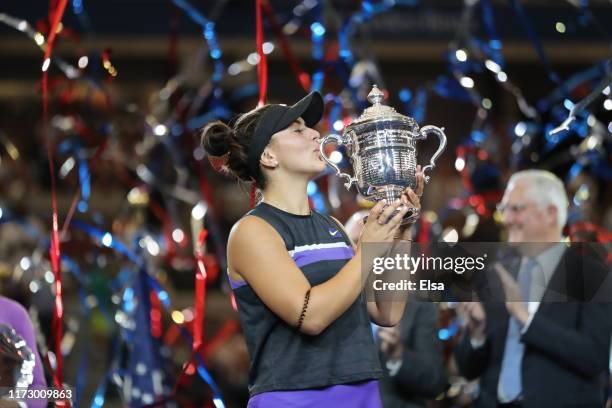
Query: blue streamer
75 327 89 406
70 220 142 265
538 61 608 112
61 255 116 322
411 87 427 124
90 375 107 408
336 0 415 104
185 106 232 131
0 211 45 242
77 157 91 212
438 320 460 341
398 87 426 124
71 0 92 32
310 2 325 61
60 220 224 407
479 0 505 67
229 83 258 102
432 76 473 103
195 353 226 408
310 70 325 92
90 330 122 407
58 139 92 213
326 95 342 130
507 0 565 90
144 276 227 406
568 162 584 182
171 0 224 83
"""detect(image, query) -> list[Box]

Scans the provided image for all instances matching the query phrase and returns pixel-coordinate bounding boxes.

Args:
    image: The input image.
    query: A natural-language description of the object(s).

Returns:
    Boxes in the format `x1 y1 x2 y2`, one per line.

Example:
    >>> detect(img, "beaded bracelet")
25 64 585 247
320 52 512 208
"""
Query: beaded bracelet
296 288 311 331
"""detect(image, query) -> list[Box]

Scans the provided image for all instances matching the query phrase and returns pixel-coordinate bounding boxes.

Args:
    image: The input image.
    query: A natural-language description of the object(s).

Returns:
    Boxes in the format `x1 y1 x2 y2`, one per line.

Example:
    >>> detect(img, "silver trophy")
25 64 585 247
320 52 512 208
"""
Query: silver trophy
320 85 447 222
0 324 35 390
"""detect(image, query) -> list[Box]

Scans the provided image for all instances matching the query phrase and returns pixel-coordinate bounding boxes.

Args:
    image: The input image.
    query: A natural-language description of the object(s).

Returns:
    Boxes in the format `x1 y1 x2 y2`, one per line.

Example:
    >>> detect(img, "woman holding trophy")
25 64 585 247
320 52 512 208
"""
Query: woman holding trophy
201 89 431 407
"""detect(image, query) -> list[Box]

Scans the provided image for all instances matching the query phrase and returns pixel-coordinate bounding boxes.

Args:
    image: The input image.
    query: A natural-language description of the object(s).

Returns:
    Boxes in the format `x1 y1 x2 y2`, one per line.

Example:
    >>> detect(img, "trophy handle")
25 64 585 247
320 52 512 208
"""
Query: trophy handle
419 125 447 183
319 134 356 189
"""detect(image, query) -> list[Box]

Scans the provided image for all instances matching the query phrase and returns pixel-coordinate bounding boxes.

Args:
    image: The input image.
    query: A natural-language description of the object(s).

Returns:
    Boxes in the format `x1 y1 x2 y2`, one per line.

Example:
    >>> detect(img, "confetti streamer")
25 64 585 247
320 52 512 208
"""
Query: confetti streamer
256 0 268 106
549 73 611 135
41 0 70 400
261 0 311 91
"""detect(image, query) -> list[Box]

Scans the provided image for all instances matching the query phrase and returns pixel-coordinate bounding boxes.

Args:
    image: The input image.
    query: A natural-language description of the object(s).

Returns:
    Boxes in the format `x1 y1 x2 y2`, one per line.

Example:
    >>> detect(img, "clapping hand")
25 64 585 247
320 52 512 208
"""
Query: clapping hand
494 263 529 326
457 302 486 342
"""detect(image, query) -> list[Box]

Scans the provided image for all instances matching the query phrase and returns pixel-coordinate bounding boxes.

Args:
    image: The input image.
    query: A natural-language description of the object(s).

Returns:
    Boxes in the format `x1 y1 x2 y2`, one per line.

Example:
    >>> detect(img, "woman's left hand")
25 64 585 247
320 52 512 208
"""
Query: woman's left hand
397 165 425 236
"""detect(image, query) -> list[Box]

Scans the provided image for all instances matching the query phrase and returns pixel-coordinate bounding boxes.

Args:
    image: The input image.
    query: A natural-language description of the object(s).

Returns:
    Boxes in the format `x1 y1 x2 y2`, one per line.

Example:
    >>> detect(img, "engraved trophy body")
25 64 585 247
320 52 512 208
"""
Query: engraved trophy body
320 85 447 222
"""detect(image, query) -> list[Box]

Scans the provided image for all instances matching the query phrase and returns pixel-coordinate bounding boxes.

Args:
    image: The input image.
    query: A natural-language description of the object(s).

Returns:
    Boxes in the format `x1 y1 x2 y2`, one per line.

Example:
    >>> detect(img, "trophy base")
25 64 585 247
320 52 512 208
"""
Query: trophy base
361 185 420 224
361 184 415 203
362 207 420 226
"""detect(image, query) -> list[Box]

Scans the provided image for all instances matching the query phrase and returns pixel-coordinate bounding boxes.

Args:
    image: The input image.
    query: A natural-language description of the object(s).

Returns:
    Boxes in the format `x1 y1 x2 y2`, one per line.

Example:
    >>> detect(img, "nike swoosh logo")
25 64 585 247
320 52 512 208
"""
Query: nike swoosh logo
329 229 339 236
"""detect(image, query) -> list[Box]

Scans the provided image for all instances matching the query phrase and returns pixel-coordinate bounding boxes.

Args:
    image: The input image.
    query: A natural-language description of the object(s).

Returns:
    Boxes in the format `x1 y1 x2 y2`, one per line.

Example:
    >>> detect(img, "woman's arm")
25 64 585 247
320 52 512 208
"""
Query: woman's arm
367 170 425 326
366 240 412 327
229 200 408 336
330 215 408 327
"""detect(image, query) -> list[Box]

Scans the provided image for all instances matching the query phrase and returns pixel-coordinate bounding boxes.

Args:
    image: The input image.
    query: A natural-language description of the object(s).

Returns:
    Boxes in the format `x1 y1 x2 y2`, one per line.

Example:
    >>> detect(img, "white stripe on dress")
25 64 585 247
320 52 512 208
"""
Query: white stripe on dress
288 241 351 256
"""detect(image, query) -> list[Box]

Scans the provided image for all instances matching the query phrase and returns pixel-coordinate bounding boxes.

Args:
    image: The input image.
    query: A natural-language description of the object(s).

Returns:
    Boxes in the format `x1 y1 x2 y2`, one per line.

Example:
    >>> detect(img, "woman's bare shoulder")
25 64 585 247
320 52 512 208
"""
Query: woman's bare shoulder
229 214 279 245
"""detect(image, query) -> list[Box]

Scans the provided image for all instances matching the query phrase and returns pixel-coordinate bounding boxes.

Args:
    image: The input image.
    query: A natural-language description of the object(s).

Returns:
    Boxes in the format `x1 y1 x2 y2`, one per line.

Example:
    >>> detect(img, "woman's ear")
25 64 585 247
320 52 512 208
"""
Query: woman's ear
260 148 278 169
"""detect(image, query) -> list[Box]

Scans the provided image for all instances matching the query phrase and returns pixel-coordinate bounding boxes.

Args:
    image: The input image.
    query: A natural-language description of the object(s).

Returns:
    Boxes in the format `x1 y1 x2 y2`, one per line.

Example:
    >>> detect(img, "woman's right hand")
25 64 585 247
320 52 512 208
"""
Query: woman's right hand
359 200 410 248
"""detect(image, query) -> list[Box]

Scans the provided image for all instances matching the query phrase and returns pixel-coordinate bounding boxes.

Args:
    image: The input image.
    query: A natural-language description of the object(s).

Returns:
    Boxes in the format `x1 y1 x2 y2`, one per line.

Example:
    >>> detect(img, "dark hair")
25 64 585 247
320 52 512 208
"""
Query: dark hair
201 105 274 189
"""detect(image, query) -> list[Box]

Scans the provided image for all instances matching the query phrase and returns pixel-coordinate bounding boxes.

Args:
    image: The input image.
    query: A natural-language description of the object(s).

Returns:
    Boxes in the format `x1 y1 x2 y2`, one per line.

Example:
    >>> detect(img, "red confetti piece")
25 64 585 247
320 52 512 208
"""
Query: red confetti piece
42 1 70 403
256 0 268 106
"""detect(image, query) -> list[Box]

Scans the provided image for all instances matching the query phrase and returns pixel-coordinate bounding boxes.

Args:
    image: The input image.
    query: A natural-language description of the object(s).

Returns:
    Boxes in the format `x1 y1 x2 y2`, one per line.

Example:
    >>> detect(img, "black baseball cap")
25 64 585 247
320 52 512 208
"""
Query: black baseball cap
247 91 324 178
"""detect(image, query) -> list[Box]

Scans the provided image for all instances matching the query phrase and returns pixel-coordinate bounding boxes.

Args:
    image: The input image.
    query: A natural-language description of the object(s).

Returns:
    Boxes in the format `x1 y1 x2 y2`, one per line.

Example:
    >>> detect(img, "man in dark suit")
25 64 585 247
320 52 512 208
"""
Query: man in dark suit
454 170 612 408
378 302 447 408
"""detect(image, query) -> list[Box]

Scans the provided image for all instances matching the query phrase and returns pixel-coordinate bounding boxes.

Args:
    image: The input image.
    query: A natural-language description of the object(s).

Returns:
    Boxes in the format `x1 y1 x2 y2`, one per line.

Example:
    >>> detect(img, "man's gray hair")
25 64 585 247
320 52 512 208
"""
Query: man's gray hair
507 169 569 230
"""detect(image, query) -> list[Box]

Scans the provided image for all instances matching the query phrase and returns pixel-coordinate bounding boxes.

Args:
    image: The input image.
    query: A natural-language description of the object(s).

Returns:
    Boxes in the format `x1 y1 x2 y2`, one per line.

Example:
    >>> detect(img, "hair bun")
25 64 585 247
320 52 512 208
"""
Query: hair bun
202 121 232 157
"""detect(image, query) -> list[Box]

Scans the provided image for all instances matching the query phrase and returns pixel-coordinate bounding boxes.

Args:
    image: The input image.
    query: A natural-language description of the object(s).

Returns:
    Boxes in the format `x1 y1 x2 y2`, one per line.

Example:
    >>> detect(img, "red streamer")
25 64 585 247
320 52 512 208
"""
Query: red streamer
260 0 311 91
455 146 478 193
455 146 502 217
193 228 209 351
250 184 257 208
167 1 180 77
42 0 70 403
202 319 240 358
148 200 178 261
43 0 68 69
569 222 612 245
255 0 268 106
417 218 431 244
150 291 163 339
464 191 503 217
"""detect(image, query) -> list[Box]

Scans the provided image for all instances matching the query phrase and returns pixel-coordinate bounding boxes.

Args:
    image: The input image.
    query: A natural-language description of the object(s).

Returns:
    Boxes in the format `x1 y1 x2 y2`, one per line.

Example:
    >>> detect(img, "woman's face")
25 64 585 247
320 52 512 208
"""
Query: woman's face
266 118 326 177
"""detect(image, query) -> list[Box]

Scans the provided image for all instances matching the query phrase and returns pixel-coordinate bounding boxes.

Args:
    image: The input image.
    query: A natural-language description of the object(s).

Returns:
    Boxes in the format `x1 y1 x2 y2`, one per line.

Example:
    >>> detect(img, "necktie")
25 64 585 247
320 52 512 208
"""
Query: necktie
497 258 538 402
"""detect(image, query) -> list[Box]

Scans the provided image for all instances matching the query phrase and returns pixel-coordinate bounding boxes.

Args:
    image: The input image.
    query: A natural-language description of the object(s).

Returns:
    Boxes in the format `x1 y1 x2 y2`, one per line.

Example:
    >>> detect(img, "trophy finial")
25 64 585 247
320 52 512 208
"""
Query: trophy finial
367 85 385 106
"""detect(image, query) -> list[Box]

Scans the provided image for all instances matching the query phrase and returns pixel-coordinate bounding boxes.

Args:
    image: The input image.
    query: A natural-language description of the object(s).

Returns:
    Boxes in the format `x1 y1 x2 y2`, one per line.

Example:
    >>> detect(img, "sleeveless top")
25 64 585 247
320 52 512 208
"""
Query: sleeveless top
230 202 382 397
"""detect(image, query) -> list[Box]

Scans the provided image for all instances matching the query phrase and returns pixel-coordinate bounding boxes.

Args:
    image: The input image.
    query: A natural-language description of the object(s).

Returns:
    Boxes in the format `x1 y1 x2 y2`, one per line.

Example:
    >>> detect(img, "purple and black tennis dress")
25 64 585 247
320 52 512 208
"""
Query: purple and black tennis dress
229 202 383 408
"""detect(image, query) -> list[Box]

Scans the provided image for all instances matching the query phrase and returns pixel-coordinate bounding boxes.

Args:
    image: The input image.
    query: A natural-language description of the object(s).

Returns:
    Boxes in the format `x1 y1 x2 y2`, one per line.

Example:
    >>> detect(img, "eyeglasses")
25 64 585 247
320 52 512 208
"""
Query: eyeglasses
496 203 533 214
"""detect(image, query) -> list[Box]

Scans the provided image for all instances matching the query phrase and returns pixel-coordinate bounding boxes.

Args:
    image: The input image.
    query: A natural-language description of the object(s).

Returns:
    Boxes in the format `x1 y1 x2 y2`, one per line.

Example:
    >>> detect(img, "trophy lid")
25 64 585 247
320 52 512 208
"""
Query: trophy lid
346 85 416 128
